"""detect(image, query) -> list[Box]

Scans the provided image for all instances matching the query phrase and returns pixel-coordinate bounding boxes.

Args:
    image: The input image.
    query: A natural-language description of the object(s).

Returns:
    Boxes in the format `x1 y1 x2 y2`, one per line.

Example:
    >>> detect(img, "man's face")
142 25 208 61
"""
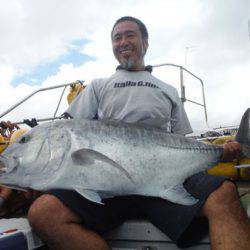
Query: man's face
112 21 148 71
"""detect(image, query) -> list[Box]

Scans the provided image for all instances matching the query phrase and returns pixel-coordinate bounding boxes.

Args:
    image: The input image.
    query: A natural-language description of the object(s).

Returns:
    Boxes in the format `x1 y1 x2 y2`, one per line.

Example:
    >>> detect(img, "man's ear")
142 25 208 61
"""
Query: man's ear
144 39 149 51
143 39 149 55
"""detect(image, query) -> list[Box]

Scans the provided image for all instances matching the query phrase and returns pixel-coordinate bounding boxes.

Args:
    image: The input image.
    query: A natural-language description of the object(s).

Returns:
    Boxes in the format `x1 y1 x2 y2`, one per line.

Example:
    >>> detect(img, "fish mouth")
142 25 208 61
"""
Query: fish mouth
0 158 6 173
0 155 19 173
0 155 8 173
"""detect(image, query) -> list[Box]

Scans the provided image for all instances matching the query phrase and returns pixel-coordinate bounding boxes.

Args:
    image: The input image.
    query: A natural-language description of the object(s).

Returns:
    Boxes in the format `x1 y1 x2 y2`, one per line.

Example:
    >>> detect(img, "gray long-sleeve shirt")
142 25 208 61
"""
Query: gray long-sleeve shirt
66 69 192 135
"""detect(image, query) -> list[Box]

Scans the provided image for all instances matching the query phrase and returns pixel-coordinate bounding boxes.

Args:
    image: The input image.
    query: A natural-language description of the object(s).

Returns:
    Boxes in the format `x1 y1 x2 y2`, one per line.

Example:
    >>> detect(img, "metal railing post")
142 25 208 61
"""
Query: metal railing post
152 63 209 127
180 66 185 103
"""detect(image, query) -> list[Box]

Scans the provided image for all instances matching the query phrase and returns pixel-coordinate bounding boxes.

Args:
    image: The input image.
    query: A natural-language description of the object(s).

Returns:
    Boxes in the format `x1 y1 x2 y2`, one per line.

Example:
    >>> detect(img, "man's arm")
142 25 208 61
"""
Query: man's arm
65 82 99 120
170 89 193 135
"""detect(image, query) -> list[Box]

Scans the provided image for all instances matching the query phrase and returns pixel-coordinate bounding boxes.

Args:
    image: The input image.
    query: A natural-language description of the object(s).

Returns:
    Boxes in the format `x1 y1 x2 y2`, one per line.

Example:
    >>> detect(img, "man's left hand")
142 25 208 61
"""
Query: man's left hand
221 140 242 162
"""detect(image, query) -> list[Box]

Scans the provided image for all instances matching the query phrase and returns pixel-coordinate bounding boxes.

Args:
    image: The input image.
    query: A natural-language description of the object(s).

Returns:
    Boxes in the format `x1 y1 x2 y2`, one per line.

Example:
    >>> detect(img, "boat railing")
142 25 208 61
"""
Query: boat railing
152 63 208 127
0 80 84 125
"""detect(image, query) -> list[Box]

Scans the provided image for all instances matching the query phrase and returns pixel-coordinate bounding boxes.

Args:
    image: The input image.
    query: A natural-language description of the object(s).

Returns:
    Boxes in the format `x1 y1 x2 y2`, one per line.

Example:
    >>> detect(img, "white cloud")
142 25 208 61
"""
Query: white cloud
0 0 249 132
0 65 15 86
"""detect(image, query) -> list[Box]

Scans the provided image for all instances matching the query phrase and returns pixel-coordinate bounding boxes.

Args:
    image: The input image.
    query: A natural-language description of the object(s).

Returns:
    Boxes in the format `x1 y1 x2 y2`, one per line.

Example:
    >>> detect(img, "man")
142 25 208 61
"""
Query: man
28 16 250 249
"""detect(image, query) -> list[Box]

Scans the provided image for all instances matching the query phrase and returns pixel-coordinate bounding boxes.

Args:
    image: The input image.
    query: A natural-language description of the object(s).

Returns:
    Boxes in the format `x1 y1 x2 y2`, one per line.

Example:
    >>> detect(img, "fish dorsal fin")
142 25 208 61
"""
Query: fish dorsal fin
236 108 250 157
71 148 134 182
74 187 104 205
160 183 198 206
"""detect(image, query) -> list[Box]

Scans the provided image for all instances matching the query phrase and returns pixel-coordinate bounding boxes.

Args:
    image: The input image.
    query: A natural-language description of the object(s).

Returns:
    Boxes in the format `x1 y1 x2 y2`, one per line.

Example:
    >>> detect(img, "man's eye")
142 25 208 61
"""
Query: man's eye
113 36 121 41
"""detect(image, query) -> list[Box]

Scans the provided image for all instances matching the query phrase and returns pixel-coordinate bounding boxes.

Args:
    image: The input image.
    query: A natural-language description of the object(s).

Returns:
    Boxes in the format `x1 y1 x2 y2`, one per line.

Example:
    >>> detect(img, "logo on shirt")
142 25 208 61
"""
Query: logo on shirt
114 81 159 89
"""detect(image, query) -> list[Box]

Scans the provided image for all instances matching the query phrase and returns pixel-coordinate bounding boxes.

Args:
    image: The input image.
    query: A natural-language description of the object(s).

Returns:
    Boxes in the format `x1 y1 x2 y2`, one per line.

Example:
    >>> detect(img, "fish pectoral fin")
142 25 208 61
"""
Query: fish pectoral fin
75 187 104 205
1 184 28 192
71 148 134 183
161 184 198 206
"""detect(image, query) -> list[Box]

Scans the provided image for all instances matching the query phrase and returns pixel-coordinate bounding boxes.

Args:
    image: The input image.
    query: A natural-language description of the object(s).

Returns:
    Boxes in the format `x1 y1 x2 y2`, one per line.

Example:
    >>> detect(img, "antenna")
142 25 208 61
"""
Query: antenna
248 20 250 40
184 45 197 67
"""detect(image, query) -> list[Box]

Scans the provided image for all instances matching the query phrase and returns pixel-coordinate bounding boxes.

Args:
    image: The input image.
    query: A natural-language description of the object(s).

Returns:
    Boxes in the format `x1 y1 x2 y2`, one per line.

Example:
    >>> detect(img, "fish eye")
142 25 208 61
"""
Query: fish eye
19 135 30 144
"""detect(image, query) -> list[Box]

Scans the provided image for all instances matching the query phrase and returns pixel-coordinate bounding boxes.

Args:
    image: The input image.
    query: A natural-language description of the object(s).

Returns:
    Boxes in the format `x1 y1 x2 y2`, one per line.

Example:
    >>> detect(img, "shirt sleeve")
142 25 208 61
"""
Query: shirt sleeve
65 82 99 119
171 90 193 135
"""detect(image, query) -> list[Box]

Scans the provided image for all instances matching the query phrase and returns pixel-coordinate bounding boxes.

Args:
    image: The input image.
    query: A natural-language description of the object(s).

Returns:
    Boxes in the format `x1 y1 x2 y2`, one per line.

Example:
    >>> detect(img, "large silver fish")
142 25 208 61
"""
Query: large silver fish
0 109 249 205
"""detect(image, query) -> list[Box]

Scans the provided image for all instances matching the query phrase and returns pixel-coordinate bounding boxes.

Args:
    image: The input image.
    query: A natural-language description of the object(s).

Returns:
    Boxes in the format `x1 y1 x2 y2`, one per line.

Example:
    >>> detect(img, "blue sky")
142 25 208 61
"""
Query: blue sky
11 39 94 86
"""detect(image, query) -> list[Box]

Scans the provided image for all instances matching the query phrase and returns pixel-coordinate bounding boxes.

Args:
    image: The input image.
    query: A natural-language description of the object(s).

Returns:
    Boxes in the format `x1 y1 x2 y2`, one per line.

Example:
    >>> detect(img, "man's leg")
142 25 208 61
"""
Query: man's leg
203 181 250 250
28 194 110 250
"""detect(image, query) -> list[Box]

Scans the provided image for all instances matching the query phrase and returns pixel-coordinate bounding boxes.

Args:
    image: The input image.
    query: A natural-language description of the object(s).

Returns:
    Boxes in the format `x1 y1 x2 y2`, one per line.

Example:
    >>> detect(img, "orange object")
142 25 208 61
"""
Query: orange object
67 82 85 105
0 134 8 153
9 129 27 145
205 135 250 180
2 229 18 234
238 158 250 180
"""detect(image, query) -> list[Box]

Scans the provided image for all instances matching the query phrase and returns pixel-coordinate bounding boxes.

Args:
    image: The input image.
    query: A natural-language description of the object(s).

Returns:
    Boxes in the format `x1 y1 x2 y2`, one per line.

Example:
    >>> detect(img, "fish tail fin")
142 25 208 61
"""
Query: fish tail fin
236 108 250 157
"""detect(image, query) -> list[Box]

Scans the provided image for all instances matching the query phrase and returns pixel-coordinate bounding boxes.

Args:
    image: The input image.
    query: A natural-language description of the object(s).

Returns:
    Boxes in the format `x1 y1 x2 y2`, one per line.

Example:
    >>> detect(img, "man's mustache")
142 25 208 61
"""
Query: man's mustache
118 44 134 52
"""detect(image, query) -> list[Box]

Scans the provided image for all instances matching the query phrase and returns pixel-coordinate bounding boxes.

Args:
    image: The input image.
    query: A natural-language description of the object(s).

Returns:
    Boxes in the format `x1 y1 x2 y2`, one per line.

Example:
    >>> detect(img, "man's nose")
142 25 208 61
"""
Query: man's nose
119 36 129 46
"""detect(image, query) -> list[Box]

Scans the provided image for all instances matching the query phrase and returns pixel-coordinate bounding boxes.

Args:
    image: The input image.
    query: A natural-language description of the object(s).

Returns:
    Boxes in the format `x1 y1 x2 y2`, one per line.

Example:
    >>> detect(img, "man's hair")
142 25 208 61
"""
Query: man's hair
111 16 148 40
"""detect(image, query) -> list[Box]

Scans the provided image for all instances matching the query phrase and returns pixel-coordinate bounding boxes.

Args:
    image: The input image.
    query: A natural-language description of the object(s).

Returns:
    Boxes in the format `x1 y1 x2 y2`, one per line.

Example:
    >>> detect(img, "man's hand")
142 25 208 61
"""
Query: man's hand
220 140 242 162
24 189 43 200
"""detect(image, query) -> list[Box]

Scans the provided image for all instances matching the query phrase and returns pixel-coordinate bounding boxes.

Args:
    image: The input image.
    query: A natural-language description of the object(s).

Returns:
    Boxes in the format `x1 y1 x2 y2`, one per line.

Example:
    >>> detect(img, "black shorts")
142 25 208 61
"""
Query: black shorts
48 172 227 248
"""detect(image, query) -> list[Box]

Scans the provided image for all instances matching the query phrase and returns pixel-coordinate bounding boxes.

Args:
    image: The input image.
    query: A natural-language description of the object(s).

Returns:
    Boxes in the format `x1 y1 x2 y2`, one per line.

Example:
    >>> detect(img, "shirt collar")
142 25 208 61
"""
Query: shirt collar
116 65 152 73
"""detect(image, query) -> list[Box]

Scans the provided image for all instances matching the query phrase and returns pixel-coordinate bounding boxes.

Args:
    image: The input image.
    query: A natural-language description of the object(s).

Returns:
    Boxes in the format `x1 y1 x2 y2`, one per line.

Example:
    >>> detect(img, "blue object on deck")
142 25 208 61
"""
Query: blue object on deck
0 232 28 250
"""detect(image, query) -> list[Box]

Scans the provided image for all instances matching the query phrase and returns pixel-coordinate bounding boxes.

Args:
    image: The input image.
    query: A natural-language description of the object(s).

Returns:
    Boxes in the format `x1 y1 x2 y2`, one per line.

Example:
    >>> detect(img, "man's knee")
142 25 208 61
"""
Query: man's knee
202 181 239 217
28 194 80 231
28 194 59 229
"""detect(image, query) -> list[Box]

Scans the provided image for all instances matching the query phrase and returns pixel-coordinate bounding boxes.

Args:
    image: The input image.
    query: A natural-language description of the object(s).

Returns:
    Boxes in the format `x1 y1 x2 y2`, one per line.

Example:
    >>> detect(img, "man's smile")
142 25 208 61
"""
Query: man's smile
120 49 133 56
119 45 134 56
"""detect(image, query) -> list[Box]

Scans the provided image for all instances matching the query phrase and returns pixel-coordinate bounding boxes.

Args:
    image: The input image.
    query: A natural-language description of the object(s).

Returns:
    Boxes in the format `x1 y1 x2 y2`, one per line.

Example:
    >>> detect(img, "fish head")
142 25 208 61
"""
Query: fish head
0 122 71 189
